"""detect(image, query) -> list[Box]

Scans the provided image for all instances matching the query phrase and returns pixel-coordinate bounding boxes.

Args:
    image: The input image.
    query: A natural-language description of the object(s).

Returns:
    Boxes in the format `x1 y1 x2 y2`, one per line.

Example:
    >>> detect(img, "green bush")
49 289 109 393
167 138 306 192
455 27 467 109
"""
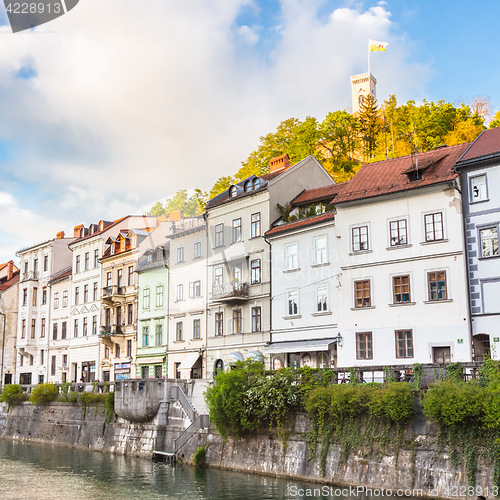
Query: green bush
30 383 58 405
368 383 414 426
68 391 78 403
0 384 28 408
79 392 107 406
193 446 207 467
104 391 115 424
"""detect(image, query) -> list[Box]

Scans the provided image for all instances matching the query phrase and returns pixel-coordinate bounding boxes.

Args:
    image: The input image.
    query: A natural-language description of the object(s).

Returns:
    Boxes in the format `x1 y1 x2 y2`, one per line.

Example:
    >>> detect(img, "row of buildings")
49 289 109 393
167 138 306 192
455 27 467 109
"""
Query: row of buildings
0 127 499 384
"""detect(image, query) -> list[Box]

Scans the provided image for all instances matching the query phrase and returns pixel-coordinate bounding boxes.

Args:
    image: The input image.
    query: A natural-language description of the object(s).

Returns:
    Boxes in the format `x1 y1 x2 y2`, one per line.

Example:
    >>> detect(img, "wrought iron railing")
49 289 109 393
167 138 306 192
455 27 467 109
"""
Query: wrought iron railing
212 282 249 300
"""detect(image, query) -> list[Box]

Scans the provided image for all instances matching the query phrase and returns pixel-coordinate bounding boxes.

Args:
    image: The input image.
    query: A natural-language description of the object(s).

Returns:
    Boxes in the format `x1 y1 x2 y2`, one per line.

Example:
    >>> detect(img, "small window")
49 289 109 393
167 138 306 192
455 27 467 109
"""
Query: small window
176 322 183 341
75 255 81 273
142 326 149 347
389 219 408 246
84 284 89 303
155 324 163 345
317 286 328 311
74 287 79 306
470 174 487 202
250 259 261 284
117 269 123 287
232 309 242 334
127 339 132 358
128 304 133 325
287 290 298 315
194 241 202 259
251 213 261 238
128 266 134 286
232 218 242 243
176 246 185 263
286 243 298 270
354 280 371 308
42 287 47 305
94 249 99 268
31 319 36 338
229 186 238 198
395 330 413 358
189 280 201 298
480 227 499 257
314 236 327 264
214 266 223 286
84 252 89 271
53 323 58 340
143 288 150 310
92 316 97 335
245 180 252 192
115 344 120 358
83 317 88 336
74 319 79 338
253 178 261 190
41 318 46 338
43 255 48 272
215 224 224 247
53 292 59 309
156 284 164 307
62 321 67 339
393 275 410 303
356 332 373 359
193 319 201 339
215 312 223 336
62 290 68 307
176 283 184 301
32 287 37 306
424 213 444 242
93 282 99 301
352 225 369 252
252 306 261 332
428 271 447 301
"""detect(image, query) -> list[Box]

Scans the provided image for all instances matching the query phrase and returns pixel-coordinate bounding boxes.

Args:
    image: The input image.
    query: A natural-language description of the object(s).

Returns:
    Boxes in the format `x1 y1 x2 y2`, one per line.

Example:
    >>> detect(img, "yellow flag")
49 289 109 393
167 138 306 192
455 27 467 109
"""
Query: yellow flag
369 40 389 52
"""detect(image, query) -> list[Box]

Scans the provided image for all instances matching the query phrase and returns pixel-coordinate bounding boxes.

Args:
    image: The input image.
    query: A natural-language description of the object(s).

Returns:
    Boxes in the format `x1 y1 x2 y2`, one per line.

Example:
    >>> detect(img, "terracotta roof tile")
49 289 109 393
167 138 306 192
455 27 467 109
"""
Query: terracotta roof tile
291 182 348 206
0 270 20 291
69 216 129 245
266 212 336 237
335 143 469 205
457 127 500 163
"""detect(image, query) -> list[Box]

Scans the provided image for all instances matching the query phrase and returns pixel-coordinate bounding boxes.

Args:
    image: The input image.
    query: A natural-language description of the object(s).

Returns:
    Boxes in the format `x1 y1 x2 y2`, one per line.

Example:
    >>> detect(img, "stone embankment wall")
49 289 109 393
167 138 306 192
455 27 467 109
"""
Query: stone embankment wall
0 402 495 500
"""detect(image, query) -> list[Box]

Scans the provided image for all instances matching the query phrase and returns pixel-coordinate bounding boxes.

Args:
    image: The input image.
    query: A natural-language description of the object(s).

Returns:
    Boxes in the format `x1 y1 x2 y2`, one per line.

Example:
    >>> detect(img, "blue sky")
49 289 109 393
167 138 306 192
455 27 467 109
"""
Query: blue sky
0 0 498 263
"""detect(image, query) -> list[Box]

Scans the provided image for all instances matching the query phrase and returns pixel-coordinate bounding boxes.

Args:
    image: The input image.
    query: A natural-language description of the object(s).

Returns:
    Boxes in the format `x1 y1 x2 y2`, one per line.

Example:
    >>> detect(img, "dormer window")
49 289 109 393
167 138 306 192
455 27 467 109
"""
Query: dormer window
229 186 238 198
120 239 126 251
147 253 152 263
99 221 104 231
110 244 115 255
131 236 137 248
253 178 261 190
80 227 85 238
245 181 252 193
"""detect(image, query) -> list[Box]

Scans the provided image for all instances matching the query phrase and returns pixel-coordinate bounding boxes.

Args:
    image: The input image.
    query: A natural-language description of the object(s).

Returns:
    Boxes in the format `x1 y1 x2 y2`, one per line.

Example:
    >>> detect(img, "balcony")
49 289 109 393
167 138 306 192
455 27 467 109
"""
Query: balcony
211 282 249 303
21 271 39 282
99 324 124 338
101 285 134 305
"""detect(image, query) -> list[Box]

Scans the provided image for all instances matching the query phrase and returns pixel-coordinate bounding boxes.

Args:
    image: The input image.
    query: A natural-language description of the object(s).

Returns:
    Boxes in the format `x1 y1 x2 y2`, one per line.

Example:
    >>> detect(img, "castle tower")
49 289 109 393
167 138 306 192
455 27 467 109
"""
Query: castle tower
350 73 377 115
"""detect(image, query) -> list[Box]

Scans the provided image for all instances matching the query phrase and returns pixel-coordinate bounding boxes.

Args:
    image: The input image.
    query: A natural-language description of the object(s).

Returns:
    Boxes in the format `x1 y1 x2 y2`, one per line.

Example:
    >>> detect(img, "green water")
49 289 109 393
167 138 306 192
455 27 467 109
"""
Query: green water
0 440 429 500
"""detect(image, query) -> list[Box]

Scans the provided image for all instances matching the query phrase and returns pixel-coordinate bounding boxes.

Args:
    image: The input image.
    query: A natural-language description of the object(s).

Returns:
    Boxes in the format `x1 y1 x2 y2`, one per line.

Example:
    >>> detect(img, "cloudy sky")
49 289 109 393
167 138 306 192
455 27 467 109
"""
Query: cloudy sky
0 0 498 264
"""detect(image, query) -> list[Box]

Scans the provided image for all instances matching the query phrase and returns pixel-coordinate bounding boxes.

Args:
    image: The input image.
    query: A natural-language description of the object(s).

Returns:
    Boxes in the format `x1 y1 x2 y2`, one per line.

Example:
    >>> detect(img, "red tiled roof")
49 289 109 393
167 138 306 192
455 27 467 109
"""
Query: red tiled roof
69 216 129 245
0 270 20 292
291 182 347 206
49 266 72 283
458 127 500 163
266 212 336 237
334 143 469 205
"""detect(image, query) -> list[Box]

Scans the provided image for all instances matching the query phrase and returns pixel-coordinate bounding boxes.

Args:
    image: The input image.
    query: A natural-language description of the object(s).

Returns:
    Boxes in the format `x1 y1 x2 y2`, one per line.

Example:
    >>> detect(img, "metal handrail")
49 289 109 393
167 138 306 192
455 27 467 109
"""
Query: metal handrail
174 414 209 452
212 282 248 300
171 385 196 421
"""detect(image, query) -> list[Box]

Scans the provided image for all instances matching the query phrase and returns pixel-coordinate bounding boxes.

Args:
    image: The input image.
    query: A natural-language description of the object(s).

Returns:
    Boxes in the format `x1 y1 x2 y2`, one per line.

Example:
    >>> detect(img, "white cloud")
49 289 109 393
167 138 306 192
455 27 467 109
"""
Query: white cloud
0 0 432 262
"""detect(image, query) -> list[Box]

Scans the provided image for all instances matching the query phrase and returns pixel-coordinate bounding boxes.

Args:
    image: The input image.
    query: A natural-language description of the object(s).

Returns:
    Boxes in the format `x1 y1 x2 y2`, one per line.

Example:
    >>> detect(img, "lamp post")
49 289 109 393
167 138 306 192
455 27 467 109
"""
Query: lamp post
0 311 6 390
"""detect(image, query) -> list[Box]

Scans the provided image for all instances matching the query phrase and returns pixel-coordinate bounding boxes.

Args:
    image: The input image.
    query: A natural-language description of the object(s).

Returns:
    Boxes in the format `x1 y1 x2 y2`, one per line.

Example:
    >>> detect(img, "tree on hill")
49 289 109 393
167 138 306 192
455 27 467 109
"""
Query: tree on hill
357 95 381 160
490 110 500 129
150 189 203 217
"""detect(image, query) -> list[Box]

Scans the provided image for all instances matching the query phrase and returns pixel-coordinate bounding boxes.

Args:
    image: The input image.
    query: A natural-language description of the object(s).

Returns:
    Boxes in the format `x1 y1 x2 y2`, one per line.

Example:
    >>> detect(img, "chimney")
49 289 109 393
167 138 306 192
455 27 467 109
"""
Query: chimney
168 210 184 222
7 260 13 280
73 224 84 238
56 231 65 239
269 154 290 174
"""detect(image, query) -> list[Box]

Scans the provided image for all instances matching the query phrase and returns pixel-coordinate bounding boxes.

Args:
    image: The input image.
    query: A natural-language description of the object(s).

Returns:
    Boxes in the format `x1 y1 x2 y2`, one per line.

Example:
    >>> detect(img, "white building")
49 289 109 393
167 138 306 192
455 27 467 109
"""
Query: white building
16 231 74 385
205 154 335 377
455 127 500 360
265 183 345 370
166 216 207 379
334 143 472 368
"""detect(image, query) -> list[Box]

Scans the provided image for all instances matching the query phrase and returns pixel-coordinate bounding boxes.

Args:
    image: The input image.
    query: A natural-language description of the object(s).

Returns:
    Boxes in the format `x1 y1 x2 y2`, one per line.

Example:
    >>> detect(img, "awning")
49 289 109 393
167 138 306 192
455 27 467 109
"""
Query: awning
136 356 165 365
226 351 244 364
246 350 264 362
179 352 201 371
263 339 338 354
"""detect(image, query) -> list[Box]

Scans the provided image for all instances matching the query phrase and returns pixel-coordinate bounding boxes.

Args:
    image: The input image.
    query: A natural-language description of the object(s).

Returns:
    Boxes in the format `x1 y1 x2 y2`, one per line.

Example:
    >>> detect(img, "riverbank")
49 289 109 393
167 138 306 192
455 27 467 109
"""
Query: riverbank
0 401 495 499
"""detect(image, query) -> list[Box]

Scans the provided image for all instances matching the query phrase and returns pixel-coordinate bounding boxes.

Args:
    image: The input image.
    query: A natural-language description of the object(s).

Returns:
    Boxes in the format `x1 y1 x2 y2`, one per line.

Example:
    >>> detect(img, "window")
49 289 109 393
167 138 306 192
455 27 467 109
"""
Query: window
52 323 57 340
127 304 133 324
41 350 44 365
142 366 150 379
253 178 261 190
177 246 185 263
155 324 163 345
314 236 327 264
470 174 487 202
24 260 28 275
232 218 242 243
286 243 298 270
62 321 67 339
354 280 371 308
193 319 200 339
51 356 56 377
117 269 123 287
189 281 201 298
127 340 132 358
84 284 89 303
176 284 184 301
106 272 112 287
215 312 223 336
155 365 162 378
194 241 202 259
42 287 47 305
317 286 328 311
32 287 37 306
92 316 97 335
93 282 98 301
115 344 120 358
215 224 224 247
480 227 499 257
44 254 48 272
94 249 99 268
143 288 150 309
176 322 183 341
352 225 369 251
229 185 237 197
116 306 122 325
105 346 110 359
395 330 413 358
424 213 444 242
62 290 68 307
287 290 298 315
21 319 26 338
232 309 242 334
74 319 79 338
41 318 45 338
428 271 447 301
23 288 27 307
156 284 164 307
30 319 35 338
76 255 81 273
251 306 261 332
245 180 252 192
251 213 261 238
110 244 115 255
389 219 408 246
250 259 261 284
232 265 241 283
33 258 38 276
214 266 223 285
142 326 149 347
75 287 79 305
54 292 59 308
356 332 373 359
84 252 89 271
63 354 67 366
120 239 126 252
83 317 88 336
128 266 134 286
393 275 411 303
105 309 111 327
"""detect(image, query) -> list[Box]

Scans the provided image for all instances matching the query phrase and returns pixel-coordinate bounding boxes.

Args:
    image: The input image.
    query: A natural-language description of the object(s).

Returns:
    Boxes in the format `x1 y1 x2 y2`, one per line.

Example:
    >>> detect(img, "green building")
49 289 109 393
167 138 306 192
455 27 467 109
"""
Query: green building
135 244 169 378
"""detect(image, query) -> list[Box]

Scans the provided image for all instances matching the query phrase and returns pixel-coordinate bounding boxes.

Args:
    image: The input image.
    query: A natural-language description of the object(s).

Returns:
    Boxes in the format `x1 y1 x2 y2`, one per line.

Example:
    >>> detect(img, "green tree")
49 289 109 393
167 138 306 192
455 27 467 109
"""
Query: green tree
150 201 166 216
489 110 500 129
357 95 381 160
209 176 235 199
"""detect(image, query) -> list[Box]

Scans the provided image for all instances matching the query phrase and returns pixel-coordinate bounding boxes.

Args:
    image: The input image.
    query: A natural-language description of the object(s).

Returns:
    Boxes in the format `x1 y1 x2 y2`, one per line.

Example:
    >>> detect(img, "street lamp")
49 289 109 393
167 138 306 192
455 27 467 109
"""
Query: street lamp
0 311 6 389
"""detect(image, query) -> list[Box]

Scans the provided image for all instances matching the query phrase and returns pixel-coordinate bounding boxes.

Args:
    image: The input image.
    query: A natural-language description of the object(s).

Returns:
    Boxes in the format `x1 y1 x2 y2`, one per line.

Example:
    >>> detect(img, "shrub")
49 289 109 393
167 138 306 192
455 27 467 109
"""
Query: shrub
68 391 78 403
104 391 115 423
368 383 414 426
30 383 58 405
79 392 106 406
0 384 28 408
59 382 72 402
193 446 207 467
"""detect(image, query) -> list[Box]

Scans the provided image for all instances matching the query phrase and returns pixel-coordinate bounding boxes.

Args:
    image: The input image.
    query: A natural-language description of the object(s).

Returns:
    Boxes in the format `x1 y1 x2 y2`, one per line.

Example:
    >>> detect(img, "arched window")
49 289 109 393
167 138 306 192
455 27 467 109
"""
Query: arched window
80 227 85 238
245 181 252 193
214 359 224 375
358 95 364 106
317 352 329 369
229 186 237 198
473 334 491 362
253 178 261 190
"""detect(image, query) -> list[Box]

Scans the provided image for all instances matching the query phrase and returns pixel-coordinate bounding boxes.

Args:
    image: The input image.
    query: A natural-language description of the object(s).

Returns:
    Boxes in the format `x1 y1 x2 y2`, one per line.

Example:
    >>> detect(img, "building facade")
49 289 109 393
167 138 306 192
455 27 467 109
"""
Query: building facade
350 72 377 114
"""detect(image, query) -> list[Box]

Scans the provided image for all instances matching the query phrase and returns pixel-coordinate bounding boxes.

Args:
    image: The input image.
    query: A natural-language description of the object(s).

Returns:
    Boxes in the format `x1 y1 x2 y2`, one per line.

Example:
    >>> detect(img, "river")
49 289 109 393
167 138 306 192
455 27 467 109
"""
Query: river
0 440 429 500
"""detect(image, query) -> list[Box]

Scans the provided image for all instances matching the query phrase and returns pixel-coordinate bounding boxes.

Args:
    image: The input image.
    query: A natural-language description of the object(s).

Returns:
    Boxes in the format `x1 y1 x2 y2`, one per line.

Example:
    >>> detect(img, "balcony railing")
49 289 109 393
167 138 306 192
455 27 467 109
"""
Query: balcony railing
99 324 124 337
212 282 249 302
102 285 128 297
21 271 39 282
